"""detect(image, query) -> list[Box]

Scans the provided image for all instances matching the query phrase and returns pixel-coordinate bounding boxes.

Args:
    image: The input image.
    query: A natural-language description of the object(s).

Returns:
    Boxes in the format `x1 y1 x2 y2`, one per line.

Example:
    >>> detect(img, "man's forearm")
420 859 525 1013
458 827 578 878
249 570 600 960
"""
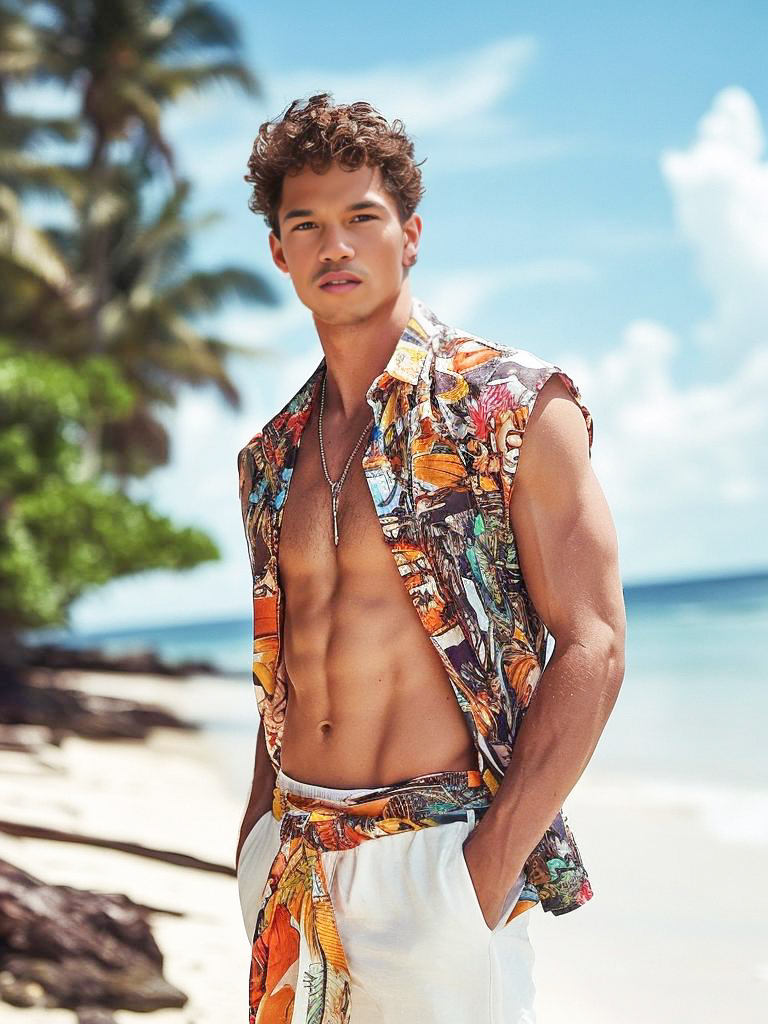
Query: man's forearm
476 625 624 878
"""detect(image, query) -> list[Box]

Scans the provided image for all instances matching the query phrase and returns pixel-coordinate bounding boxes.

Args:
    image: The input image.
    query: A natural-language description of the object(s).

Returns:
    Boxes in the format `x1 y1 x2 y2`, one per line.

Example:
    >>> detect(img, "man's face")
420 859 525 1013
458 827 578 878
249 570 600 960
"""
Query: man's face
268 161 421 325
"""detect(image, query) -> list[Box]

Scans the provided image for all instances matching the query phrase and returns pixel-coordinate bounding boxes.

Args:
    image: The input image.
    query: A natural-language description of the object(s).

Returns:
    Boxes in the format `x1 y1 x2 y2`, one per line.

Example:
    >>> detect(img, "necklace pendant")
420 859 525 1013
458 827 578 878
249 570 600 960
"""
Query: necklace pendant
331 491 339 547
318 369 373 549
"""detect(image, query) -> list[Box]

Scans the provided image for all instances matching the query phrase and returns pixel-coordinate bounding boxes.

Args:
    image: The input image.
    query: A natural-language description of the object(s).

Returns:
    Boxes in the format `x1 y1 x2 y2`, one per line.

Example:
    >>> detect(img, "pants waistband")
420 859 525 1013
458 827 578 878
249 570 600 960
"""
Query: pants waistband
274 766 492 817
275 767 387 803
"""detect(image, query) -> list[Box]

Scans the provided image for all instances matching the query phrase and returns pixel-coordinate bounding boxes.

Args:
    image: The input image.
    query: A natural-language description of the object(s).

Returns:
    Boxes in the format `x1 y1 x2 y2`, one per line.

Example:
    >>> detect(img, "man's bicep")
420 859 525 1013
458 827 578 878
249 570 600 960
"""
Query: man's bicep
509 376 622 642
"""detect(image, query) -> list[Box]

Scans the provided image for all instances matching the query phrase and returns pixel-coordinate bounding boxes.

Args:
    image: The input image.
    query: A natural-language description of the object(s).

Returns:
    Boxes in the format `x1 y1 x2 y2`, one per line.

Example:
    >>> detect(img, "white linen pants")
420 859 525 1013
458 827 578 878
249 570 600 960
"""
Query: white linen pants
237 768 537 1024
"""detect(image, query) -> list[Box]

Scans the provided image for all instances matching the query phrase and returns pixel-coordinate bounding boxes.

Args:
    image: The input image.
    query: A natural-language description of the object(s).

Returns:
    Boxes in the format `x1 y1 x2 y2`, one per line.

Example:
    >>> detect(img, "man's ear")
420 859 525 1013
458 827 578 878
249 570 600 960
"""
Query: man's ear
402 213 422 268
269 230 290 274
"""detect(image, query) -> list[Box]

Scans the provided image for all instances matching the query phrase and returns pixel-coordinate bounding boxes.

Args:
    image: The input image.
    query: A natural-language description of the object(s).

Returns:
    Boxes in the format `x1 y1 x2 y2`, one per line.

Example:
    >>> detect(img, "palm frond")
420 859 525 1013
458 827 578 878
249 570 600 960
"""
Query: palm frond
160 267 277 315
0 154 87 204
0 183 72 290
144 59 258 98
0 112 81 147
147 2 241 56
0 7 43 77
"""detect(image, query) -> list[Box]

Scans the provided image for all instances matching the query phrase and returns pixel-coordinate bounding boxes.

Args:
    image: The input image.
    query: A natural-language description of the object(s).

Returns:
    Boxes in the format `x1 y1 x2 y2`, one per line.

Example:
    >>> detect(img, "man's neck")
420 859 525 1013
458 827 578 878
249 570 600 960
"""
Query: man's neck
312 286 413 422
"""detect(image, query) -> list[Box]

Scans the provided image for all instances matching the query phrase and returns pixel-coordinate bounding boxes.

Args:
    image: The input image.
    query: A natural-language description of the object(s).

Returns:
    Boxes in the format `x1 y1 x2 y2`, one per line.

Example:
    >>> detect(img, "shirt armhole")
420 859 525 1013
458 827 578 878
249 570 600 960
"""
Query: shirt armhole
503 365 593 508
535 366 594 455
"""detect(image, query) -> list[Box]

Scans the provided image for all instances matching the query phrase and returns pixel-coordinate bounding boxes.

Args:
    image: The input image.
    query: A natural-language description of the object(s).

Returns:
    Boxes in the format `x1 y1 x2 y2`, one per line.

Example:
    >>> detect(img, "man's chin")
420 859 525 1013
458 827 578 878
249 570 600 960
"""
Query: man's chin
313 310 367 328
306 293 372 326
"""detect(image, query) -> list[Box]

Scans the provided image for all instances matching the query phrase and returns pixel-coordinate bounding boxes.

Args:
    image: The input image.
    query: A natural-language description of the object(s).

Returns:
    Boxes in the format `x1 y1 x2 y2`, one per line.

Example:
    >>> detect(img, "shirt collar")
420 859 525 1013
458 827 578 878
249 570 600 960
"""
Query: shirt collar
263 295 445 445
365 294 445 394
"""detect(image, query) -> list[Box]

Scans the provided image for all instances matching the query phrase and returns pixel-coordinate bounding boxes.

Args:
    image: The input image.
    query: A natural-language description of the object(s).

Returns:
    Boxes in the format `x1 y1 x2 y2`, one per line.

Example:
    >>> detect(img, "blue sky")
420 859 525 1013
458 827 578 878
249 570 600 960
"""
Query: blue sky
43 1 767 631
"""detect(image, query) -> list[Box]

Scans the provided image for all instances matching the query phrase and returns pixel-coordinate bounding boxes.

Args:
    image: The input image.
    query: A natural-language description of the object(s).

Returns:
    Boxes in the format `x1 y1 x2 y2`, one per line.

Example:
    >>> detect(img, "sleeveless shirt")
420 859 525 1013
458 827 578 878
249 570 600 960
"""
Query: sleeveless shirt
237 296 595 917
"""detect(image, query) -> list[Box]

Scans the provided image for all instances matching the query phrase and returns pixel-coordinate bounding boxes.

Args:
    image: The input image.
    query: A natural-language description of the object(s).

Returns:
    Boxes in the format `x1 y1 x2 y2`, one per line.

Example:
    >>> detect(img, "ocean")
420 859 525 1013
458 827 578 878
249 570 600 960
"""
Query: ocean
32 571 768 800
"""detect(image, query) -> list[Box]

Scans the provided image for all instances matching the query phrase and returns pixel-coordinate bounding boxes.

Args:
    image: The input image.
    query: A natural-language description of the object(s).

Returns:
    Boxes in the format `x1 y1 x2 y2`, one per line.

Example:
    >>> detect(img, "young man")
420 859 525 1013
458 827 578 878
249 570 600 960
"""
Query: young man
235 93 625 1024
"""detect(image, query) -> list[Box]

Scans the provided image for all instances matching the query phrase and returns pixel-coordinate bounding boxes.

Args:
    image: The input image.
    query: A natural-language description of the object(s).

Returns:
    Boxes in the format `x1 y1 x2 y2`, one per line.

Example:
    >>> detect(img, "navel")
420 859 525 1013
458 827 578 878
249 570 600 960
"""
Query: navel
318 720 333 736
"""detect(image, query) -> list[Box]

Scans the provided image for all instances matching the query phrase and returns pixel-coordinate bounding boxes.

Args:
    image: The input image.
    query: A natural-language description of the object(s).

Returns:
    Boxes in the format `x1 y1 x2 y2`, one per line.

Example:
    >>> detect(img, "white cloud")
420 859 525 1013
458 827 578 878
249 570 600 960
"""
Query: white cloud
208 295 309 350
271 36 538 133
566 319 768 511
661 86 768 353
558 86 768 580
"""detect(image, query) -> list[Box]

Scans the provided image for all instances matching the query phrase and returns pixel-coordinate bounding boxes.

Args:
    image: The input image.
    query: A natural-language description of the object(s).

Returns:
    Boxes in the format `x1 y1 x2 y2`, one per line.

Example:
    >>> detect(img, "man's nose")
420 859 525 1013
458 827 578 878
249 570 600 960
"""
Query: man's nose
318 227 354 262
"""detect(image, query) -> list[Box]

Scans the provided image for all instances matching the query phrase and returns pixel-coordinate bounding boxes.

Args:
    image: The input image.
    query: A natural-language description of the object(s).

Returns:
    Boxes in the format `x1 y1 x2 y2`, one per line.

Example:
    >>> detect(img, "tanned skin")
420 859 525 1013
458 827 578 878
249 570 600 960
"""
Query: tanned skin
235 161 626 932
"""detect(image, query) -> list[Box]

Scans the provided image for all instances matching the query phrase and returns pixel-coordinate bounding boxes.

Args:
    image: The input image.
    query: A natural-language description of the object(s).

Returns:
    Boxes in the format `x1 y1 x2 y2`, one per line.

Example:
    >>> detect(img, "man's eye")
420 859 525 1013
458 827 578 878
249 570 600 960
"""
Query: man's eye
292 215 375 231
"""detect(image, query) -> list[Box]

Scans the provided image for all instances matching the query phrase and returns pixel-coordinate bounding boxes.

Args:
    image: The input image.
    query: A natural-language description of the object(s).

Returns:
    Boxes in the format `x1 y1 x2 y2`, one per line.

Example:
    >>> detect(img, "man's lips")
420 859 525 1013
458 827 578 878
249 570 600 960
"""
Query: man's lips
317 272 362 292
320 281 361 293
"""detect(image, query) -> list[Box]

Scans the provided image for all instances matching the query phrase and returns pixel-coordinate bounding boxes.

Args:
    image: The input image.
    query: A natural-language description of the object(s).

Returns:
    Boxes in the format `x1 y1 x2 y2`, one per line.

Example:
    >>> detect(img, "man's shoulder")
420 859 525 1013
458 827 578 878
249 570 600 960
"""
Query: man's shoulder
428 314 592 450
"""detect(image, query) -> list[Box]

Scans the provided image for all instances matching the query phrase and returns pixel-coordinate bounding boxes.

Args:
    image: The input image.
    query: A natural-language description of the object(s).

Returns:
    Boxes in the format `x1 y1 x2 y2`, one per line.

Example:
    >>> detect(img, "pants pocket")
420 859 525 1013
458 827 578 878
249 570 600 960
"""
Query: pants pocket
454 811 495 934
454 811 527 935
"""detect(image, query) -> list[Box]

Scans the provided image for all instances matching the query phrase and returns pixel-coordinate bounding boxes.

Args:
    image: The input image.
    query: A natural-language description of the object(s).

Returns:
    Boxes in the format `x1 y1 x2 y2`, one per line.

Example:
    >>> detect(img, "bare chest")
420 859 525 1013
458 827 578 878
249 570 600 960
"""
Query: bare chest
277 414 394 582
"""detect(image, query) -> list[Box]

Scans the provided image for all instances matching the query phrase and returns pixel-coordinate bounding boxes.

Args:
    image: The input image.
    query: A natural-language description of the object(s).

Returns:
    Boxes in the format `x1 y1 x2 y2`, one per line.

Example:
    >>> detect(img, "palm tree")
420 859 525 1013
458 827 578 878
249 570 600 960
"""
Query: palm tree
90 172 275 478
0 7 85 342
0 0 275 476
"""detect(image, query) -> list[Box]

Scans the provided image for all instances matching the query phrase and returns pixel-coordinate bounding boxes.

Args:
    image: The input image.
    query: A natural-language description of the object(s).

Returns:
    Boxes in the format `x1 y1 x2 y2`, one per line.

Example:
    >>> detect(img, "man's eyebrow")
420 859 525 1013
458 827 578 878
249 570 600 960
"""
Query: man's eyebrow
282 200 387 222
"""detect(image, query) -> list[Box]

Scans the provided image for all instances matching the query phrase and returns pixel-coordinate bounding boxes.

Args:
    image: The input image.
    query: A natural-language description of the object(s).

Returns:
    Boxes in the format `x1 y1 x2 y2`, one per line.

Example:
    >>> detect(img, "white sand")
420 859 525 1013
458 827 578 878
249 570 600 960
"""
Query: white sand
1 669 765 1023
0 669 253 1024
529 768 768 1023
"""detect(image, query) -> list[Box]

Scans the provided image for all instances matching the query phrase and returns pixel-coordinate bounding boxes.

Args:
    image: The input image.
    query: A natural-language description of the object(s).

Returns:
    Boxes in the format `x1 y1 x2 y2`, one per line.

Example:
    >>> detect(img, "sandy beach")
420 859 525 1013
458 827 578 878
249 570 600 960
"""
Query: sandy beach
0 669 255 1024
1 668 765 1023
529 770 768 1023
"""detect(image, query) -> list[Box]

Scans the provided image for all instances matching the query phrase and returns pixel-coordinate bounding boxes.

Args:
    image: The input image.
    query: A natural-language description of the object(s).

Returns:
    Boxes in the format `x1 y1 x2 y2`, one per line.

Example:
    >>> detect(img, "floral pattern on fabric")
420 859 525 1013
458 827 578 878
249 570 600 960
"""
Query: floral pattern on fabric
237 296 594 920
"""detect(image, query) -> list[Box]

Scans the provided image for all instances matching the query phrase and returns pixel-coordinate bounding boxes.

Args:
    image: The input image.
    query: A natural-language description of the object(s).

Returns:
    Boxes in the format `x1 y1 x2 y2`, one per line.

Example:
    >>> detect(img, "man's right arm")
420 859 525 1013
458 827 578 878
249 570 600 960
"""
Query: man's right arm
235 716 277 870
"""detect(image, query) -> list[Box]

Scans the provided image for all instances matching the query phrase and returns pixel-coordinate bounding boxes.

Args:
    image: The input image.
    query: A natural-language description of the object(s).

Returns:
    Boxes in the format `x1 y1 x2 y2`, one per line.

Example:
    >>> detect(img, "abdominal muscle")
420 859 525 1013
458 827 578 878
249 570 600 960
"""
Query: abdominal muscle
277 579 478 790
275 386 478 791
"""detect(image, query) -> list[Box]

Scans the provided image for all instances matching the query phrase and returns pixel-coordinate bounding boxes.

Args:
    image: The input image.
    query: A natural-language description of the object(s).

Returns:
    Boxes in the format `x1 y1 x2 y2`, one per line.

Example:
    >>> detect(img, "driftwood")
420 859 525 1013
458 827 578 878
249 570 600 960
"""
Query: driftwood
23 642 217 677
0 819 235 876
0 672 195 742
0 857 188 1018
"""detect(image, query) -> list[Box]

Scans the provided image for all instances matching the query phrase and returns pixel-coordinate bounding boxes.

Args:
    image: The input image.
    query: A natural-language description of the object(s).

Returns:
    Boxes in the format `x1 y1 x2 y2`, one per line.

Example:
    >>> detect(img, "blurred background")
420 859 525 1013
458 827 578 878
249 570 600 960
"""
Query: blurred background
1 2 766 1022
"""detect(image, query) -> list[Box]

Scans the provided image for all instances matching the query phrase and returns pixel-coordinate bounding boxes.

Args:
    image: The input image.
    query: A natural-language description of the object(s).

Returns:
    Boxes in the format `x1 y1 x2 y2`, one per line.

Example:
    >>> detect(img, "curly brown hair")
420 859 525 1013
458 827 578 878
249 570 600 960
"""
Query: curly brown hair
244 93 426 238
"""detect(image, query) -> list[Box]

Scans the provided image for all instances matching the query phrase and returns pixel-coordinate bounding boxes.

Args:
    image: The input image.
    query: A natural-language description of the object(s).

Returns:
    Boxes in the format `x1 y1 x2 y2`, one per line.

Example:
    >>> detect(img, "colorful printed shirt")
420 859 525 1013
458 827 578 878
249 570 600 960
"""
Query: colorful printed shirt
237 296 595 919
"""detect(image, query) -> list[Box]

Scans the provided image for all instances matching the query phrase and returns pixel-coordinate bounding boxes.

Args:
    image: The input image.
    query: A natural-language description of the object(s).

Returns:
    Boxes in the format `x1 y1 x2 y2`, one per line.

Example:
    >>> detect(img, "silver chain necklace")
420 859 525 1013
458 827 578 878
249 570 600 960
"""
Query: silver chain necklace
317 368 374 546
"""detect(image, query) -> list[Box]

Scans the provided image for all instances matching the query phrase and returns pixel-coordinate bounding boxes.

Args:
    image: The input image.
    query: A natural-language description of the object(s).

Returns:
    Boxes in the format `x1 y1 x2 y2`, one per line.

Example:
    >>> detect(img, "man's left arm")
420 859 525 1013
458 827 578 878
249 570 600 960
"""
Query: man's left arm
462 374 626 928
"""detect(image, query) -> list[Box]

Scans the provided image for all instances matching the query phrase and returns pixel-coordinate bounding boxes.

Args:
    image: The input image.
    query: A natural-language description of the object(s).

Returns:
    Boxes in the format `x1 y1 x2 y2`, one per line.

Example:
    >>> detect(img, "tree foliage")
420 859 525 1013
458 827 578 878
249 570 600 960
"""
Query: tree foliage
0 340 219 638
0 1 272 654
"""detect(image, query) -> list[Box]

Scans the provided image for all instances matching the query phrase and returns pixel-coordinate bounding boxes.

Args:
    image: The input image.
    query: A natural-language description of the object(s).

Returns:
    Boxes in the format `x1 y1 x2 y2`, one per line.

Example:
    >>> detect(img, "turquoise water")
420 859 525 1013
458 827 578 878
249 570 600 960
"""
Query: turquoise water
591 573 768 788
32 572 768 790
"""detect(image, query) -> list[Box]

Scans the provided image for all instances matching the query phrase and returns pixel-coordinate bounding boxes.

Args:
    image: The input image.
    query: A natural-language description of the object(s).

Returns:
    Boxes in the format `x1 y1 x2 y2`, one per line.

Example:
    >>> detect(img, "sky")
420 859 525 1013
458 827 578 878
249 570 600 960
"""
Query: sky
27 0 766 632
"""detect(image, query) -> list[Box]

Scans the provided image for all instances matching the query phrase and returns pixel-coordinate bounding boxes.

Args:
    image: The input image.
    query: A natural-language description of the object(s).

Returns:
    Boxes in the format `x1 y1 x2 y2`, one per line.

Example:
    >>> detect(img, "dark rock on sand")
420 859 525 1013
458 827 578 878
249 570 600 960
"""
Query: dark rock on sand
0 858 188 1015
0 670 195 742
22 642 218 676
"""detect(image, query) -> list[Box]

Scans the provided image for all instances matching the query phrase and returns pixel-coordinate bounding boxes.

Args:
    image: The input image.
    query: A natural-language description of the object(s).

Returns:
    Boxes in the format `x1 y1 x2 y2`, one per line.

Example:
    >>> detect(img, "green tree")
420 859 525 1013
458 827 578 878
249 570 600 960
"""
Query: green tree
0 340 219 673
0 0 274 476
0 1 275 664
